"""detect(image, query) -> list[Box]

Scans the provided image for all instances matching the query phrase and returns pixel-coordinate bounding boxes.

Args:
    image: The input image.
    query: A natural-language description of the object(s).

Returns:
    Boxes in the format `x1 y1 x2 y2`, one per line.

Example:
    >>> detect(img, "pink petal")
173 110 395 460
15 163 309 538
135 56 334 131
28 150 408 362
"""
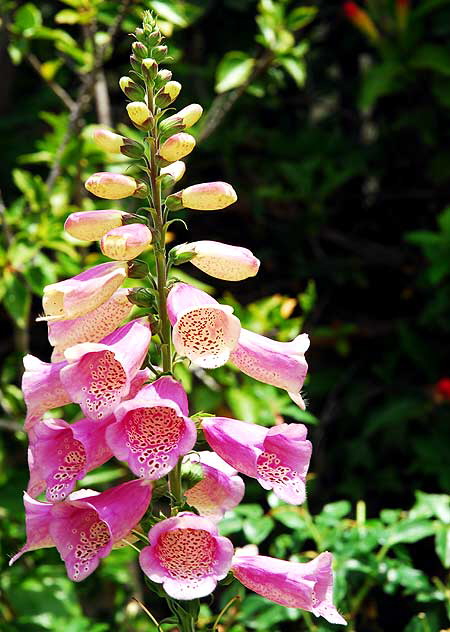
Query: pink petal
166 282 217 326
22 355 71 429
9 493 54 566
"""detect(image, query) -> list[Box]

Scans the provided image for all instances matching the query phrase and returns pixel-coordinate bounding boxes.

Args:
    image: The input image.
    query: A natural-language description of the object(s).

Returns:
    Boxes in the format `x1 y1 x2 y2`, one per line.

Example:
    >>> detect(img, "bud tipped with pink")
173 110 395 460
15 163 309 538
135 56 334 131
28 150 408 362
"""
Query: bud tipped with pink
159 133 196 162
41 261 128 322
93 129 125 153
180 182 237 210
175 240 260 281
167 282 241 368
64 210 129 241
160 104 203 132
85 172 143 200
232 552 346 625
100 223 152 261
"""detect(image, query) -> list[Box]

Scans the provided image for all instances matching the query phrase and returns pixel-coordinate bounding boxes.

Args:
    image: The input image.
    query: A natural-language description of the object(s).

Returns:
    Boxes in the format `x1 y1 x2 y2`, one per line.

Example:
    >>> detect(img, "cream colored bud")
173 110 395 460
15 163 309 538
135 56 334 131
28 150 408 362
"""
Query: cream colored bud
126 101 152 126
160 161 186 183
159 133 195 162
93 129 125 153
85 172 138 200
180 182 237 210
100 224 152 261
163 104 203 129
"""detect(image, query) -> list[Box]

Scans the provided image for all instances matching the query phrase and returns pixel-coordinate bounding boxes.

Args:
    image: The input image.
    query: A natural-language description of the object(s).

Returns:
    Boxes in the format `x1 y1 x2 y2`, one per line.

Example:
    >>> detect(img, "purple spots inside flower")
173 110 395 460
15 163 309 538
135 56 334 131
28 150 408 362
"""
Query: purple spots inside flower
124 406 184 478
47 435 87 501
157 528 217 582
83 351 127 419
256 451 305 502
70 510 110 580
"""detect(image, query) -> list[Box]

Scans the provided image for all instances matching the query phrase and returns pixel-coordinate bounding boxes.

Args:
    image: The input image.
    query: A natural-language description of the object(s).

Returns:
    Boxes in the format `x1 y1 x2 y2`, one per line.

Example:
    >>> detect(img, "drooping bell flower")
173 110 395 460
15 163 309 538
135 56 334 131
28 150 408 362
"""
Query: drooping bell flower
229 329 309 409
231 552 347 625
27 417 113 502
64 210 130 241
183 451 245 522
106 376 196 479
173 240 260 281
158 133 196 162
22 355 72 429
202 418 312 504
166 282 241 368
11 480 153 581
100 223 152 261
41 261 128 322
181 182 237 210
139 512 234 599
48 288 133 362
85 172 144 200
60 318 151 421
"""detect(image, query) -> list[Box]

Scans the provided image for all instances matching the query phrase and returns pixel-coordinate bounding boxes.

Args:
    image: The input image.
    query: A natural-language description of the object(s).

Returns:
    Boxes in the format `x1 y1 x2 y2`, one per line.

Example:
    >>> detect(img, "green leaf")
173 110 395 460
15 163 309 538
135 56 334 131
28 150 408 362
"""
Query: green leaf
272 506 306 529
150 1 188 27
279 404 319 424
55 9 82 24
410 44 450 76
226 387 260 422
243 516 274 544
287 6 317 31
3 271 31 329
279 56 306 87
215 52 255 93
385 519 435 546
435 525 450 567
359 62 402 110
14 3 42 37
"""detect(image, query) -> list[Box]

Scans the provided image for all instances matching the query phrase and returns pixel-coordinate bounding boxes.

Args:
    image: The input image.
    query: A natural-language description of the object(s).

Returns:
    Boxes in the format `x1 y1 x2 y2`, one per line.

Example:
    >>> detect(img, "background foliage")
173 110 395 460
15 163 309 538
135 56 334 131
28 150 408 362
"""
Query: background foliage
0 0 450 631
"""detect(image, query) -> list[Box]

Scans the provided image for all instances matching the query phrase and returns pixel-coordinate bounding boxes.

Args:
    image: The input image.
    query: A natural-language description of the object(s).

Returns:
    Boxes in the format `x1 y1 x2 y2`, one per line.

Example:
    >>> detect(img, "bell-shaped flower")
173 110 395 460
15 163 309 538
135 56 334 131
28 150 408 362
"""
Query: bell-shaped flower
106 376 196 479
11 480 153 582
181 182 237 210
231 552 346 625
202 418 312 505
100 223 152 261
139 512 234 599
230 329 310 409
158 132 195 162
27 417 113 502
183 451 245 522
166 282 241 369
60 319 151 421
64 210 130 241
175 240 260 281
48 288 134 362
22 355 72 429
85 172 142 200
41 261 128 322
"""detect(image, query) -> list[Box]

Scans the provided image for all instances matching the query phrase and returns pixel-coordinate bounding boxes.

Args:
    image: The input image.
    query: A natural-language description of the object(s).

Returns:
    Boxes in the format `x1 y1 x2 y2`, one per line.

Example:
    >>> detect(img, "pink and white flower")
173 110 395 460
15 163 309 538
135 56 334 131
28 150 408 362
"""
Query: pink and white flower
183 451 245 522
175 240 260 281
106 376 196 479
10 479 152 581
202 418 312 504
64 210 129 241
139 512 234 599
232 552 346 625
167 283 241 368
22 355 71 429
60 319 151 420
41 261 128 322
48 288 133 362
230 329 310 409
27 418 113 501
100 223 152 261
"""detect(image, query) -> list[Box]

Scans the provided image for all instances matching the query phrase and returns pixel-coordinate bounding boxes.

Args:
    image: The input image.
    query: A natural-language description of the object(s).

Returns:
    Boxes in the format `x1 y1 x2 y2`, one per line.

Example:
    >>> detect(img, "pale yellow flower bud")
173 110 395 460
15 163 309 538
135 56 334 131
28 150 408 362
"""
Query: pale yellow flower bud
162 104 203 130
85 172 138 200
160 161 186 183
181 182 237 210
126 101 152 126
159 133 195 162
93 129 125 153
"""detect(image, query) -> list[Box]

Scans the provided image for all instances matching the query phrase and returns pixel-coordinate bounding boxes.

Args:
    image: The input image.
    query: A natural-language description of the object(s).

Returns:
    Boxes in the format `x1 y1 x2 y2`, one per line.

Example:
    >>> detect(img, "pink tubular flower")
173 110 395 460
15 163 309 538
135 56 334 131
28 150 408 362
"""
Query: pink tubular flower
202 418 312 504
139 512 234 599
229 328 309 409
41 261 128 322
106 376 196 479
167 283 241 368
159 132 196 162
176 240 260 281
11 480 152 581
22 355 72 429
100 223 152 261
64 210 129 241
183 451 245 522
48 288 133 362
85 172 141 199
232 552 346 625
60 318 151 420
27 418 113 502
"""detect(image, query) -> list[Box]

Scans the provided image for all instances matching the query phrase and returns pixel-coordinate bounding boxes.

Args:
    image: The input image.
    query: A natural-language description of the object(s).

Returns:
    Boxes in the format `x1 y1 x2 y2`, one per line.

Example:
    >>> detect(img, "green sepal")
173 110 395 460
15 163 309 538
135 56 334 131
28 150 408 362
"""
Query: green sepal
127 259 149 278
127 287 156 308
